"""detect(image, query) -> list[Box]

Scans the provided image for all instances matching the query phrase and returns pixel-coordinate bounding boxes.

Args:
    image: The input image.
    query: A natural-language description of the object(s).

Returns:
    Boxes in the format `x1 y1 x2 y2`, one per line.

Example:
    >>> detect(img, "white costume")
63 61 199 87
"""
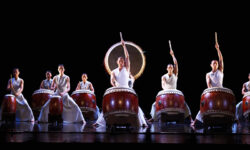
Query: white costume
195 70 224 123
95 67 147 127
236 81 250 121
42 79 53 89
150 73 192 120
38 74 85 124
79 81 100 119
0 78 34 122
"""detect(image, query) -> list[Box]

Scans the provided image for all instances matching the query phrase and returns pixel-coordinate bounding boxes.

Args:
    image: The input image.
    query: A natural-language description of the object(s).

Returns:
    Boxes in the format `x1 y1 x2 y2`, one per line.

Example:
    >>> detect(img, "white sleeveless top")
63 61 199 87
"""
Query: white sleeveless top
112 67 129 88
53 74 69 93
43 79 53 89
162 73 178 90
244 81 250 92
207 70 224 88
79 81 92 91
10 77 23 95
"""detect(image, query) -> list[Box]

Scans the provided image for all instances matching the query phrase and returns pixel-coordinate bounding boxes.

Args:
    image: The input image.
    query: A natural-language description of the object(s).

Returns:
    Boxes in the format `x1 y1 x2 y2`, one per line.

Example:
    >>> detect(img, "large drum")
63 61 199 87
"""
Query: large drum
1 94 16 122
243 92 250 120
72 90 97 120
200 87 236 127
32 89 54 119
49 95 63 123
155 89 185 122
103 87 139 127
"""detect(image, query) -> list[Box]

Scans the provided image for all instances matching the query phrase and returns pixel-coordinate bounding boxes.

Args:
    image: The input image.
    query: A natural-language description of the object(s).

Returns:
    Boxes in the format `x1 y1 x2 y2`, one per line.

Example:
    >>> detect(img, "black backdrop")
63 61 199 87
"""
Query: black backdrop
0 28 249 119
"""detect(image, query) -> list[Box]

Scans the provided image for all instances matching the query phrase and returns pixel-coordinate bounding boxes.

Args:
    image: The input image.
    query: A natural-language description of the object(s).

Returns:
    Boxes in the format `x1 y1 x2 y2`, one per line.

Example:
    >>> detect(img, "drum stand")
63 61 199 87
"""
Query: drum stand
48 114 63 127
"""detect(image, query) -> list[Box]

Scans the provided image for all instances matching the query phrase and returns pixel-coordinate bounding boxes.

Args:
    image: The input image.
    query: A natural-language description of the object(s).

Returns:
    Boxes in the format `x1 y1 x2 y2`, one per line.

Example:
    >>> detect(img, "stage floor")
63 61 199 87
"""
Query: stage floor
1 121 250 144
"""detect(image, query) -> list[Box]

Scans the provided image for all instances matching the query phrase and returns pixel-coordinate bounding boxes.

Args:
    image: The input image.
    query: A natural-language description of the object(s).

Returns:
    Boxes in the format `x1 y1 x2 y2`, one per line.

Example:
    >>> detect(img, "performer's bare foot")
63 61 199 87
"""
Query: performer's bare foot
142 124 148 128
147 118 154 123
92 123 99 127
190 119 196 128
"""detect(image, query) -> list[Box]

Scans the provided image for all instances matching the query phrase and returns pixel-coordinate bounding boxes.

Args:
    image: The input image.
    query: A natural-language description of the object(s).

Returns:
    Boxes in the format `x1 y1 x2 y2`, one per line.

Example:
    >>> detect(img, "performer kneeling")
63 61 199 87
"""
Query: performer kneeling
38 64 85 124
93 37 148 127
75 73 100 119
0 68 34 122
149 45 193 124
235 73 250 121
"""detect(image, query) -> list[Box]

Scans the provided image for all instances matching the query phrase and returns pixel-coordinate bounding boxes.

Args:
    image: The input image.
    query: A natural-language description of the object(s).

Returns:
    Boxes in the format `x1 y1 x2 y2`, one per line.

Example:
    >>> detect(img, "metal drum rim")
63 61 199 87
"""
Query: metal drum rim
71 90 95 96
156 89 184 97
243 91 250 99
32 89 54 95
50 95 62 99
104 87 137 96
202 87 235 96
4 94 16 98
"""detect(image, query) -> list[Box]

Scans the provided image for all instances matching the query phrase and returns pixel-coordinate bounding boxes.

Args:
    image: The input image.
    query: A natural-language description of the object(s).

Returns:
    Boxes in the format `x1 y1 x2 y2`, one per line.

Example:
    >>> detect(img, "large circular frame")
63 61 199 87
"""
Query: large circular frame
104 41 146 80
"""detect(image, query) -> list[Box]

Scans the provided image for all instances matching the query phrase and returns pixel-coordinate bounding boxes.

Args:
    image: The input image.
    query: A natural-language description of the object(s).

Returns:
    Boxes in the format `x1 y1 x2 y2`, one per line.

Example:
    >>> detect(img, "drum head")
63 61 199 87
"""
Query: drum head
104 41 146 80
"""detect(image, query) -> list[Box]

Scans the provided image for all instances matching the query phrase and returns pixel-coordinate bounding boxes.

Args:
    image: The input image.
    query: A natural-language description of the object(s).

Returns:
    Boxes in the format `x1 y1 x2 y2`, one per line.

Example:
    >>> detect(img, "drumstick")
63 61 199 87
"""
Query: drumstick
120 32 124 41
169 40 172 50
215 32 219 45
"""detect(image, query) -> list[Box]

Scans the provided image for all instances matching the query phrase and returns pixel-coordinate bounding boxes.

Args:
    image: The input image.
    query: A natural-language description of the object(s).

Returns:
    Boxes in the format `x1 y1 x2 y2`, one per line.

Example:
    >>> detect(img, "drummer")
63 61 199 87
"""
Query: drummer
0 68 34 122
40 71 53 90
148 48 193 124
75 73 94 92
191 42 224 127
93 37 148 128
235 73 250 122
38 64 85 124
75 73 100 119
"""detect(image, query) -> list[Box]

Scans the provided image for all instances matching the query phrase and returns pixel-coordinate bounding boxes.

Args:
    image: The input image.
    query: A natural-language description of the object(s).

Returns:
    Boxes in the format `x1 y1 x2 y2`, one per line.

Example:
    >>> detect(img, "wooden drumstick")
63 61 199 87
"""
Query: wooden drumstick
215 32 219 45
120 32 124 41
169 40 172 50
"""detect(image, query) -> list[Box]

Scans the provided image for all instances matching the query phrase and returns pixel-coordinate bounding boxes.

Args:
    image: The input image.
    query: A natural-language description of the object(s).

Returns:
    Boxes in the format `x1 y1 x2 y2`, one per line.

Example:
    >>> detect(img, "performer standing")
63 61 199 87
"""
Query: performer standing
149 41 193 123
75 73 100 118
235 73 250 121
38 64 85 124
94 33 148 127
191 34 224 127
40 71 53 89
0 68 34 122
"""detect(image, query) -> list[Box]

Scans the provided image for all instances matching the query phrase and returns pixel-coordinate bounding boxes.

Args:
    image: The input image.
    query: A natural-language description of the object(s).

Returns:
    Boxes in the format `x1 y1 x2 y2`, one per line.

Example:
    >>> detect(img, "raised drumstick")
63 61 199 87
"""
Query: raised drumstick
120 32 124 41
169 40 172 50
215 32 219 44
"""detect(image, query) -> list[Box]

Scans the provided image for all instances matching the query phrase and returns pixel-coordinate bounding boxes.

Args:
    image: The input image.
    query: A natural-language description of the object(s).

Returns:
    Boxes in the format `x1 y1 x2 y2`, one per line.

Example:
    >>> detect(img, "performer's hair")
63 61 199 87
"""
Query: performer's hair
13 68 19 73
58 64 65 68
46 70 52 74
82 73 88 77
167 64 173 67
117 57 124 60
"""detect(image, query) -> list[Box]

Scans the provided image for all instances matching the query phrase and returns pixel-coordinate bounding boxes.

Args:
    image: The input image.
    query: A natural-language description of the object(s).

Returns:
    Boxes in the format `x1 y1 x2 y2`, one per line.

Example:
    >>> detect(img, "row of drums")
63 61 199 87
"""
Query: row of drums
2 87 250 127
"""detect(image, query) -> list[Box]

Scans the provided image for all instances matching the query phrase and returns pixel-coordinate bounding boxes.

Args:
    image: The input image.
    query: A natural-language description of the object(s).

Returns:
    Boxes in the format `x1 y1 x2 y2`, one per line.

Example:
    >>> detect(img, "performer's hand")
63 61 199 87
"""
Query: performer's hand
215 43 220 50
170 49 174 56
121 39 125 47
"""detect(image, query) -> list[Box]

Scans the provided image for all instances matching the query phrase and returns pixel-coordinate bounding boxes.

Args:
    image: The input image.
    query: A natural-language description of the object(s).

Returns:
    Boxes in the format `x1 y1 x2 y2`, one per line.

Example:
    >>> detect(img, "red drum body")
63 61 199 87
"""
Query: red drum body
72 90 97 120
49 95 63 116
200 88 236 126
32 89 54 119
243 92 250 119
1 94 16 122
103 87 139 127
155 89 185 122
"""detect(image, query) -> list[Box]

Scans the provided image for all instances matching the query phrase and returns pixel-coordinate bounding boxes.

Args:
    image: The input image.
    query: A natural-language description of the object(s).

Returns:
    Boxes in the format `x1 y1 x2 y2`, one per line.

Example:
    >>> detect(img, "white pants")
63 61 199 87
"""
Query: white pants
0 94 34 122
95 107 147 127
236 101 244 121
150 102 192 120
38 93 85 124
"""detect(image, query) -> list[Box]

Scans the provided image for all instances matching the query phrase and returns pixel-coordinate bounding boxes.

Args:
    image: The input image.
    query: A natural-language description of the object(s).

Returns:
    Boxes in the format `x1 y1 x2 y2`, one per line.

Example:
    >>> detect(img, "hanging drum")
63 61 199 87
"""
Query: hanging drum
71 90 97 121
200 87 236 127
104 41 146 80
31 89 54 119
103 87 139 127
243 92 250 120
1 94 16 122
155 89 185 123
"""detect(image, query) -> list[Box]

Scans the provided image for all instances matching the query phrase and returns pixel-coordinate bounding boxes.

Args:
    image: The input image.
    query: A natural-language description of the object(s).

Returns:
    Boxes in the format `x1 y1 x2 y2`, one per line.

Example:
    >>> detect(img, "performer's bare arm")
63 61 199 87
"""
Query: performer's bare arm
170 49 179 76
51 77 57 91
76 82 81 91
40 81 44 89
162 77 167 90
65 77 71 94
121 40 130 72
89 83 95 92
206 73 212 88
215 44 224 72
242 83 246 95
111 72 117 87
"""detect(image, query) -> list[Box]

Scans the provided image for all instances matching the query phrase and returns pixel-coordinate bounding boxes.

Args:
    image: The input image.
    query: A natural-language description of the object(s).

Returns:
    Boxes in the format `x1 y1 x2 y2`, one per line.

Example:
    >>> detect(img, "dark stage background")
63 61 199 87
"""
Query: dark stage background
0 29 249 119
